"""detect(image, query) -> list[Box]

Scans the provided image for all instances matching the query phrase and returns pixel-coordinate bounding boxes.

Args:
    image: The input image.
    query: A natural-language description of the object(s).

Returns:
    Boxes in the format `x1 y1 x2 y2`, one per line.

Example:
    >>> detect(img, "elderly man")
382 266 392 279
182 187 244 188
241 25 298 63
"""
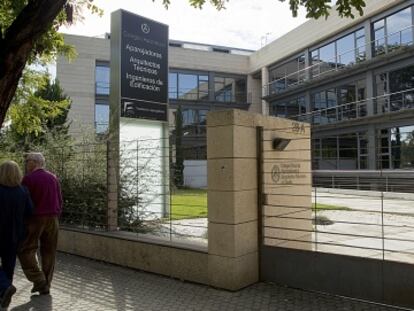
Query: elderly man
19 153 62 295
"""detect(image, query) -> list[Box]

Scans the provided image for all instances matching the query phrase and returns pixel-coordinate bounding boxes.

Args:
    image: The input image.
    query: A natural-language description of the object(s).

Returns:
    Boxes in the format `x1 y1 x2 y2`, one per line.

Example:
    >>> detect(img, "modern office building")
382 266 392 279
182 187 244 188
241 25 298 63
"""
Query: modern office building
57 0 414 190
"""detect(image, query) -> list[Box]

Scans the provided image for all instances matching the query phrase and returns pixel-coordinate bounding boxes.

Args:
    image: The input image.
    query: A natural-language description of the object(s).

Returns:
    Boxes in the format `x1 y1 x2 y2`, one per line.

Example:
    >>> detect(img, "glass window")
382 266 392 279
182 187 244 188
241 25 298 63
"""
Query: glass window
198 75 209 100
96 65 110 95
338 134 358 169
318 42 336 74
337 33 355 67
169 73 178 99
373 7 413 55
269 54 306 93
376 65 414 113
178 74 198 100
355 29 366 62
214 76 246 102
398 125 414 169
95 103 109 133
321 137 337 169
387 7 413 49
378 126 414 169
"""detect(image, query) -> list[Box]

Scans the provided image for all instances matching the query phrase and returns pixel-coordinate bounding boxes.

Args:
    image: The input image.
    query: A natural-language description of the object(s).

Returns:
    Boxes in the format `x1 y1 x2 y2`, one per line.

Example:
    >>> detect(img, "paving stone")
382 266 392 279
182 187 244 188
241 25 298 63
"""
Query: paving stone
6 253 404 311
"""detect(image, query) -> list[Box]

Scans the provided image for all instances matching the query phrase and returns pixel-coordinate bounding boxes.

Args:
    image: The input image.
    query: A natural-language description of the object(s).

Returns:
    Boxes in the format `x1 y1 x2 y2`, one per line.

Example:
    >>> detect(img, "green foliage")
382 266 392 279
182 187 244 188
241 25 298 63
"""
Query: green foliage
157 0 365 18
0 0 102 65
4 72 71 150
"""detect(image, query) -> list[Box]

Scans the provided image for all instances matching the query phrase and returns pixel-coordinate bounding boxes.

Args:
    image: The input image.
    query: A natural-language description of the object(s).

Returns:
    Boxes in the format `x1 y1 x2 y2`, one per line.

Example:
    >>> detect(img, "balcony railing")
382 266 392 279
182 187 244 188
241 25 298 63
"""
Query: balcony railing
264 25 414 97
285 87 414 125
169 87 248 103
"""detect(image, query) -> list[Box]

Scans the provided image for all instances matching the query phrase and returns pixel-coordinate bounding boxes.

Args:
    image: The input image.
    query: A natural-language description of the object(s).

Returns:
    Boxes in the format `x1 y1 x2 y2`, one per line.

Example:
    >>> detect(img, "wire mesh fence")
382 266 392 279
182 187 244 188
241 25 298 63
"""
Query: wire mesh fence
260 125 414 265
0 136 208 247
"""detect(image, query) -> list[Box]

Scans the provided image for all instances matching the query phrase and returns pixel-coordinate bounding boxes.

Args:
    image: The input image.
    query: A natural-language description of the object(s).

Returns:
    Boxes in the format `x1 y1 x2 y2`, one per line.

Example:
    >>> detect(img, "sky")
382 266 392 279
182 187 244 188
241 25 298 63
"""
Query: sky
60 0 309 51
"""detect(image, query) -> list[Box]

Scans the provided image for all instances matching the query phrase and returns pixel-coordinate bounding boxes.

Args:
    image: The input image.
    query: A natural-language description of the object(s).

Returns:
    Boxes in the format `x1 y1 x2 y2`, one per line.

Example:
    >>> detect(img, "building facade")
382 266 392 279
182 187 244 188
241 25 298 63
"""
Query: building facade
57 0 414 190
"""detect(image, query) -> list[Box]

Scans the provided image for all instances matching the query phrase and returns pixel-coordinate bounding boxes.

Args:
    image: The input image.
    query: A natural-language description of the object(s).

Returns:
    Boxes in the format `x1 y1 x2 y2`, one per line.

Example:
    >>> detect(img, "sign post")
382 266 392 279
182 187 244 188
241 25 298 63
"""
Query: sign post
109 10 169 227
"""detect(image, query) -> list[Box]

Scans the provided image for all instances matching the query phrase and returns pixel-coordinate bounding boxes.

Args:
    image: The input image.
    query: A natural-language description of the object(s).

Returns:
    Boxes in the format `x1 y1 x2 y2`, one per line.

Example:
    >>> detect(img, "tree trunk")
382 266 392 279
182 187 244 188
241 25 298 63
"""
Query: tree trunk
0 0 67 128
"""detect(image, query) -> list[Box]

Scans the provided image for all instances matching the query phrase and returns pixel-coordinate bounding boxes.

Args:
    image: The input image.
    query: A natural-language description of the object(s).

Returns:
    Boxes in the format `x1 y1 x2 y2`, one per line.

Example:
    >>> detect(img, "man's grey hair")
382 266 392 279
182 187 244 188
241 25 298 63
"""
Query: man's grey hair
25 152 46 168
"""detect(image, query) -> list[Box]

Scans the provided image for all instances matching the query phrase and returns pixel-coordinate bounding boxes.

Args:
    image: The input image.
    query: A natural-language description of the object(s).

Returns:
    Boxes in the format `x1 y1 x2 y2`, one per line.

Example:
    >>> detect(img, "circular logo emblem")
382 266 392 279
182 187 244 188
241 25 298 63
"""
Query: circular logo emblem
271 165 281 184
141 23 150 34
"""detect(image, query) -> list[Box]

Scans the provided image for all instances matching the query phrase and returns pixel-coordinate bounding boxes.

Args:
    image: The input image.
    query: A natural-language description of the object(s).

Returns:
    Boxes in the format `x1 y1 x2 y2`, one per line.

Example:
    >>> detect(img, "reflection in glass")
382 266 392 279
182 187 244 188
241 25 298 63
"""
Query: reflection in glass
214 76 246 102
337 33 355 67
373 6 413 55
95 103 109 133
169 73 178 99
96 65 110 95
178 74 198 100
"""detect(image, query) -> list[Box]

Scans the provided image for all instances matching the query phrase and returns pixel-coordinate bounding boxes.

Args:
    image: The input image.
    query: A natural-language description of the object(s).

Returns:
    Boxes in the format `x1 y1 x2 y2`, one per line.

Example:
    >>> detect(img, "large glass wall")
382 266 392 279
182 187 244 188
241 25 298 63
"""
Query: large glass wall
312 132 367 170
214 76 246 103
311 28 365 76
373 6 413 55
169 72 209 100
268 55 305 94
377 125 414 169
375 64 414 114
270 96 306 120
311 79 366 125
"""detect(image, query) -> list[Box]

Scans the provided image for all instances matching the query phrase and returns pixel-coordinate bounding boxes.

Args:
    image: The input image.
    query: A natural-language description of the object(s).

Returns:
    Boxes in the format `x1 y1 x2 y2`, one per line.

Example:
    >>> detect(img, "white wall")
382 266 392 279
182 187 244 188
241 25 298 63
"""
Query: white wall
184 160 207 189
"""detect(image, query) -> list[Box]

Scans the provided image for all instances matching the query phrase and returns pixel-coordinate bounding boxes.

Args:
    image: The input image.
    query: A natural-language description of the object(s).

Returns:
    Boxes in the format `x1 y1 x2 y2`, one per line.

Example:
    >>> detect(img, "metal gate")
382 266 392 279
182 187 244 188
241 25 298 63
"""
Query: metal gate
258 124 414 309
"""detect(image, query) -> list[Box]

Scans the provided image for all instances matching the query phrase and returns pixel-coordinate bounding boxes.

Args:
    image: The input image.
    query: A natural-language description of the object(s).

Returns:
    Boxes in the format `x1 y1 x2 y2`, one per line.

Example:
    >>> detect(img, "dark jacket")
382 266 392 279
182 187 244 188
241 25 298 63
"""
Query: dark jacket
0 185 33 252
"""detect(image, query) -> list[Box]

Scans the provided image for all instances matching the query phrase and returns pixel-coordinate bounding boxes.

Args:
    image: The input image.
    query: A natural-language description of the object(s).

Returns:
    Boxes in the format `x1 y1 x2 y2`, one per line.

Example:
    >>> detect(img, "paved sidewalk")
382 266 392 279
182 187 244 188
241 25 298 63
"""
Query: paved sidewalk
8 253 404 311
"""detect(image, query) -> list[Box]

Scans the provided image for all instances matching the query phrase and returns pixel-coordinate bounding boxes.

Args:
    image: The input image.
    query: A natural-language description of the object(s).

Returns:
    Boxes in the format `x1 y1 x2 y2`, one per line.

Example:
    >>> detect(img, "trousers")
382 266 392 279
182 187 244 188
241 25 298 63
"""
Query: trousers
0 249 16 296
18 216 59 287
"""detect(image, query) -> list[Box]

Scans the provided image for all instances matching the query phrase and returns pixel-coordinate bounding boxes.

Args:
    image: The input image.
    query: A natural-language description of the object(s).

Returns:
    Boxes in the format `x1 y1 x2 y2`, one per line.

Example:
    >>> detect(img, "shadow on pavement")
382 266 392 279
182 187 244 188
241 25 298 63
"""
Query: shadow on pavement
10 295 52 311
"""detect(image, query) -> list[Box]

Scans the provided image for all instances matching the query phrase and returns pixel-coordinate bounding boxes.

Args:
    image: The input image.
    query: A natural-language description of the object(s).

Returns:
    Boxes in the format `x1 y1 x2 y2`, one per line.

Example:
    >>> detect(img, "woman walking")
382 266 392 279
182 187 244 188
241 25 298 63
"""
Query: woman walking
0 161 32 309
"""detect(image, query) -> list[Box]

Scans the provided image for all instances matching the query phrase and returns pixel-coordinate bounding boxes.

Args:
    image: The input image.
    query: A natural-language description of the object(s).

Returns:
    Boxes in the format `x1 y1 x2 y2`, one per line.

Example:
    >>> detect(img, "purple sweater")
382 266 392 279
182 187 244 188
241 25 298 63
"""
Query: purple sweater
22 169 63 216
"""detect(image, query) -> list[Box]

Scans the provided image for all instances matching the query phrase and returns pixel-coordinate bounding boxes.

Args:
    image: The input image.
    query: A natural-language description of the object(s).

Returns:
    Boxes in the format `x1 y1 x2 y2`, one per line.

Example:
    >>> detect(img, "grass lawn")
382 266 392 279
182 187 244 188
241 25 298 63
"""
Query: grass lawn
313 203 352 211
170 188 207 220
168 189 350 220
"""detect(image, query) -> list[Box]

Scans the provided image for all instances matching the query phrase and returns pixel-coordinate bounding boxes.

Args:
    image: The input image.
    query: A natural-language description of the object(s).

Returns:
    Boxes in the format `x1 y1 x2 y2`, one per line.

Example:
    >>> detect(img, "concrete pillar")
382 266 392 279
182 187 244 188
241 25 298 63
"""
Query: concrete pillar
261 67 269 115
366 70 375 116
207 110 259 290
367 126 376 170
363 20 373 60
247 74 263 114
208 71 215 102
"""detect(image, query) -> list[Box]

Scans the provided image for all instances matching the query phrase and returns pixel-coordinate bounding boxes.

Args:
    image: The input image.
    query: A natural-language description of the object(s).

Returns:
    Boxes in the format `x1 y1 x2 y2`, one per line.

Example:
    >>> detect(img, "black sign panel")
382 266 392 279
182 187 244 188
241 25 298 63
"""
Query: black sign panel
121 98 167 121
119 10 168 121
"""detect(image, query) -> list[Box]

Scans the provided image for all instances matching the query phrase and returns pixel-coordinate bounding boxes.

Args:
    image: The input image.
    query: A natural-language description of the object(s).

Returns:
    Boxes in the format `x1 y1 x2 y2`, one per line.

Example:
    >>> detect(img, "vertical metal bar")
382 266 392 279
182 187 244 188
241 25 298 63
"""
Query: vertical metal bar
256 126 264 281
314 185 318 252
136 139 140 236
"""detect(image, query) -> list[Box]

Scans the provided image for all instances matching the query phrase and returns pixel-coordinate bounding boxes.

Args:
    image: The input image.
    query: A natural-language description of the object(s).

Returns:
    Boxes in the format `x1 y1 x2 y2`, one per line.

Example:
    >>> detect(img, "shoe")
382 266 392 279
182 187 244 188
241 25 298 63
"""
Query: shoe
0 285 16 308
31 281 50 295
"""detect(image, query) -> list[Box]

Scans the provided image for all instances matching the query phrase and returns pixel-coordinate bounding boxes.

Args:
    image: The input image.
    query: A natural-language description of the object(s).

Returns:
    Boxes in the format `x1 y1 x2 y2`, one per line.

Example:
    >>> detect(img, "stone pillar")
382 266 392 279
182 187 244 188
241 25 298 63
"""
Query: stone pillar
207 110 259 290
206 109 312 290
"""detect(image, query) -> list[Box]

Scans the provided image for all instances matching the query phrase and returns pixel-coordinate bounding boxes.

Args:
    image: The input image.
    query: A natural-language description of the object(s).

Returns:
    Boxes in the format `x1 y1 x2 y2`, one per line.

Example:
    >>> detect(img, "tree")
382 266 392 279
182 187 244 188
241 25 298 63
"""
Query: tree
163 0 366 18
0 0 366 130
0 0 101 129
2 71 71 151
